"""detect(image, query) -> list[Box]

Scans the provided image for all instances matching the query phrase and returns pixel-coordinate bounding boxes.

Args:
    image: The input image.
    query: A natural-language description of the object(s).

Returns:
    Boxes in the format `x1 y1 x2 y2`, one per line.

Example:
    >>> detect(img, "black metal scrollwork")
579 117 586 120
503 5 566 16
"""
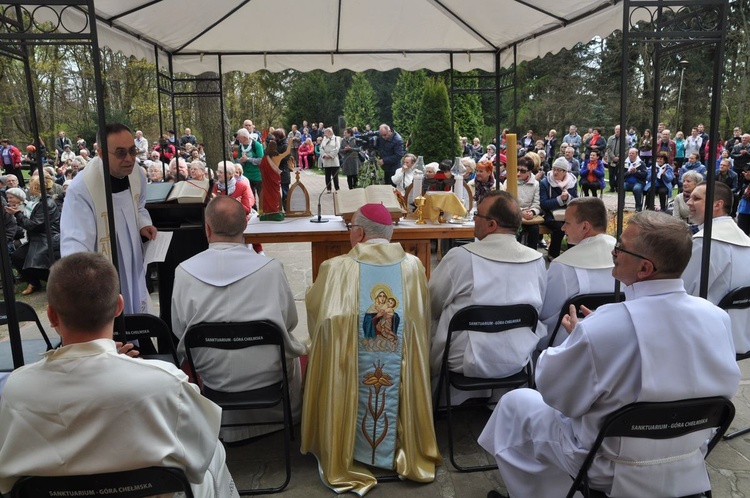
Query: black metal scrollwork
0 3 89 36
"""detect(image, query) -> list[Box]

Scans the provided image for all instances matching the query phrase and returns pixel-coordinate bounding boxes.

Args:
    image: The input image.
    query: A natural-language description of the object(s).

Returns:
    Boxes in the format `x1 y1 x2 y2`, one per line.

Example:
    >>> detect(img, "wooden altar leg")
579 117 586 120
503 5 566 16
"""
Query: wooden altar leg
400 240 432 278
311 240 352 281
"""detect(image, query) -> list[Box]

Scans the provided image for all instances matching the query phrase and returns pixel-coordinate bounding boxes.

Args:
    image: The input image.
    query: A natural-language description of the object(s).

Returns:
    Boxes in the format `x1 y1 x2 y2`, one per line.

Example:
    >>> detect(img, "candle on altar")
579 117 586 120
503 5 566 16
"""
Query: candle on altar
506 134 517 198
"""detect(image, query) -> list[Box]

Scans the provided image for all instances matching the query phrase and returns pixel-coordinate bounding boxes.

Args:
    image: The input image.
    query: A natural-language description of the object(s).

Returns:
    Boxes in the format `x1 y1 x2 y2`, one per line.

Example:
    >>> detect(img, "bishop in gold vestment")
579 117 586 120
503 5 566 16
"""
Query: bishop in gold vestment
301 204 441 495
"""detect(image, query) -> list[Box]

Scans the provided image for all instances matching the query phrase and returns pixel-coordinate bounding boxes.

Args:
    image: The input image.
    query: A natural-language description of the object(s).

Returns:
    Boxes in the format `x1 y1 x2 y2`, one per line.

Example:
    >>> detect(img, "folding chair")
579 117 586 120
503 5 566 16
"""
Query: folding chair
546 292 619 349
717 286 750 440
184 321 293 495
435 305 537 472
122 313 179 367
567 397 735 498
11 466 194 498
0 301 56 371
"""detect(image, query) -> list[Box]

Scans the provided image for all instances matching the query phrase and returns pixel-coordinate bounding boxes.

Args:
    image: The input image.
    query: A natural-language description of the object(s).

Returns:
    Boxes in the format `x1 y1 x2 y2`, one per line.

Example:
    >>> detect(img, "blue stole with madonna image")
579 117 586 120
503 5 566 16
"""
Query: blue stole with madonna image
354 259 404 469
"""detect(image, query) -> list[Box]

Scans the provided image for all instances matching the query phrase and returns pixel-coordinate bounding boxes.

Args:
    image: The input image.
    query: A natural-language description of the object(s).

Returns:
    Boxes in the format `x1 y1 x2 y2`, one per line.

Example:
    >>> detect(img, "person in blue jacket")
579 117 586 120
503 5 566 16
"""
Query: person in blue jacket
645 151 675 212
579 150 606 197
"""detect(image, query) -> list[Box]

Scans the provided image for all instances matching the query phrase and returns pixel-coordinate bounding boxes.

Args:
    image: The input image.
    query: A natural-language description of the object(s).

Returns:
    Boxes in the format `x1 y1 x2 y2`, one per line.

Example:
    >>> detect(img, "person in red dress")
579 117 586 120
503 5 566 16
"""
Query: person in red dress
258 129 290 220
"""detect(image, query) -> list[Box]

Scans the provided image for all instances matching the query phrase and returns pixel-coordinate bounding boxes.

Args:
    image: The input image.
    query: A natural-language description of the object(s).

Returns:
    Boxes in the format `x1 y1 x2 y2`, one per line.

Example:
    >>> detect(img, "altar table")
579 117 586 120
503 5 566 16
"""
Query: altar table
243 215 475 280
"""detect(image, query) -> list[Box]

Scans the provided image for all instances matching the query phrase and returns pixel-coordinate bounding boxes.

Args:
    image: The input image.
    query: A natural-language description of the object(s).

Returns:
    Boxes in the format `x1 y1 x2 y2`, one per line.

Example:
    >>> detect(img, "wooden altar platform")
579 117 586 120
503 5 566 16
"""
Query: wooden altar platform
243 215 475 279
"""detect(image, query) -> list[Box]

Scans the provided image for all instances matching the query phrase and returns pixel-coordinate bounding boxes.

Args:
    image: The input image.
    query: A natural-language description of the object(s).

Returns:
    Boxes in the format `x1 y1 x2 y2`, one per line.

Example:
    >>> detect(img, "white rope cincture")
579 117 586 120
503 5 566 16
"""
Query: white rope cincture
603 448 700 466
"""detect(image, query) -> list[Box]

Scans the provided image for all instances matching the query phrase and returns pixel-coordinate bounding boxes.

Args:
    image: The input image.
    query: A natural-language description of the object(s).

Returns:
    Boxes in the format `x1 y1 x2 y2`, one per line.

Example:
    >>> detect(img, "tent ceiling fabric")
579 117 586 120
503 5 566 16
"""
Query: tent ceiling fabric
53 0 627 73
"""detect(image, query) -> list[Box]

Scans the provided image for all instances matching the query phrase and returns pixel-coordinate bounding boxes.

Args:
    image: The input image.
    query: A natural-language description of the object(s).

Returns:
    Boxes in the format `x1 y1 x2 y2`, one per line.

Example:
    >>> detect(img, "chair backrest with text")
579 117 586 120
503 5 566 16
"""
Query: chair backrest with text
11 466 194 498
436 304 538 472
437 304 539 402
567 397 735 498
122 314 179 366
182 321 293 493
183 321 289 410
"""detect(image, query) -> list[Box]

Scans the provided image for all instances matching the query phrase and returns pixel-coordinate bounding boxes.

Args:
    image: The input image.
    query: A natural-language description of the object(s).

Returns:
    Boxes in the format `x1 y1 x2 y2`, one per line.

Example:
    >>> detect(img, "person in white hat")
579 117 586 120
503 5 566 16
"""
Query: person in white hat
540 156 579 259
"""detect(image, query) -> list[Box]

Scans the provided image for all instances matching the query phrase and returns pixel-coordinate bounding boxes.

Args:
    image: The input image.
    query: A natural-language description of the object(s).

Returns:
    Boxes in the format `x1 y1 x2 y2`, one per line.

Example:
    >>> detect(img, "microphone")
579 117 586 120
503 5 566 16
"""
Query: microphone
310 166 340 223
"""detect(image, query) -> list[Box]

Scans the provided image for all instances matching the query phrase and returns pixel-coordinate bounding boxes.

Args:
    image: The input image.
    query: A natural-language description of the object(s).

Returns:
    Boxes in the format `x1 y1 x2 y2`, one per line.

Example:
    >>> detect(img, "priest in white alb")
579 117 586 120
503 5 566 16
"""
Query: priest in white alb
480 212 740 498
683 181 750 354
538 197 616 349
171 196 306 442
429 190 547 405
60 123 156 314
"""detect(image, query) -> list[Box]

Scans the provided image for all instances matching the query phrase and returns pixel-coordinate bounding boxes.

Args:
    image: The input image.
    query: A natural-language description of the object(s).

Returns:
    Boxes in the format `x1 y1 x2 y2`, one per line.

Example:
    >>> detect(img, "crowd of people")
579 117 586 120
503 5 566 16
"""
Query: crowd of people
0 118 749 497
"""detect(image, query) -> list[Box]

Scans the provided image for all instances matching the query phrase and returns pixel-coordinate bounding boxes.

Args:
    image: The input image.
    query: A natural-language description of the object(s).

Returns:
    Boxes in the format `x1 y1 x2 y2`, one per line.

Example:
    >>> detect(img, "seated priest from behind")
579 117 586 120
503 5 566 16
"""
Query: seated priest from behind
538 197 616 349
479 211 740 498
171 196 306 443
429 190 547 405
0 252 238 497
301 203 441 496
682 181 750 354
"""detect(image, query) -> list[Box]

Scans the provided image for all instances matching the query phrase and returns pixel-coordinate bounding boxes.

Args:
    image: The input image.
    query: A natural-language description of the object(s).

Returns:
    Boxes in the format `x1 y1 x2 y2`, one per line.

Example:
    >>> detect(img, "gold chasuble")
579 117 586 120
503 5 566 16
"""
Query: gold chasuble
302 242 441 495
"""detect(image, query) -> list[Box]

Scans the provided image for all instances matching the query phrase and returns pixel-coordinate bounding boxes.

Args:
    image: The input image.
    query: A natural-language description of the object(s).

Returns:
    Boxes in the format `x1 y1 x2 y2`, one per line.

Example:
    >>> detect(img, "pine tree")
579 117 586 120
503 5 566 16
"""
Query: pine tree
411 78 458 163
343 73 379 131
392 70 427 145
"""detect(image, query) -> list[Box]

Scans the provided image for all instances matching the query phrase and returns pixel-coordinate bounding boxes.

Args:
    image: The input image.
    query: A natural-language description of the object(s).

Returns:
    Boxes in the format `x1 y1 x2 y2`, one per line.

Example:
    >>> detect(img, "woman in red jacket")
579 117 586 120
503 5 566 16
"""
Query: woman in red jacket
213 161 254 215
212 161 263 254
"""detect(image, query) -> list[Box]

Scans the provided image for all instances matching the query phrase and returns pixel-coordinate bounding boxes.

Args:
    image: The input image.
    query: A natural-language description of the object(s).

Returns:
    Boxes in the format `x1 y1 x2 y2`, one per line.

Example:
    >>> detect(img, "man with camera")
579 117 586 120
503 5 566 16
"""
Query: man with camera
377 124 405 187
731 133 750 171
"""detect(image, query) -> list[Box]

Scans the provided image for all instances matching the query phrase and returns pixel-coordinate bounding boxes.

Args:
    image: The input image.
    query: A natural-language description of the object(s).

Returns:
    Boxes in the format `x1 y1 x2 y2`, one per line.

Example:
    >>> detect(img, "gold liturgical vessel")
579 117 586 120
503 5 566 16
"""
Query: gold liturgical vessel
414 195 427 225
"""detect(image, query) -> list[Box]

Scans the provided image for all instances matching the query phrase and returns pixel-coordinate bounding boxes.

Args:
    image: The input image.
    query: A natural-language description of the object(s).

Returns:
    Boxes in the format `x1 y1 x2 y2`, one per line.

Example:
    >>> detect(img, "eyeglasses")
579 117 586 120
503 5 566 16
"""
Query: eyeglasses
473 211 498 223
517 168 529 173
109 146 138 159
613 243 658 272
346 224 361 231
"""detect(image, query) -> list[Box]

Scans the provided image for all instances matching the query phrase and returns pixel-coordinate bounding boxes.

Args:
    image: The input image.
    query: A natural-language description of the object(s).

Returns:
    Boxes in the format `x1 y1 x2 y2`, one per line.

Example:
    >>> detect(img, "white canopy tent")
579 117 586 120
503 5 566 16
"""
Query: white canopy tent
0 0 729 372
46 0 635 74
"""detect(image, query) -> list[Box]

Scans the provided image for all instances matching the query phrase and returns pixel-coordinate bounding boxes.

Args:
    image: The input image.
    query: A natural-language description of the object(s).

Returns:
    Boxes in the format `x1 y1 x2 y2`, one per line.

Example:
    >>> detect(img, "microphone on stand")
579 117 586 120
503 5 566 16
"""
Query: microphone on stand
310 166 340 223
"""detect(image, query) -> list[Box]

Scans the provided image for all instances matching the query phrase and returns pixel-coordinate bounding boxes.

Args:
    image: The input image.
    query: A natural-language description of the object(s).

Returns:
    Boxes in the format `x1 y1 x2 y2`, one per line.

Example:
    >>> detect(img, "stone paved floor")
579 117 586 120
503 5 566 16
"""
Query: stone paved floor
1 170 749 496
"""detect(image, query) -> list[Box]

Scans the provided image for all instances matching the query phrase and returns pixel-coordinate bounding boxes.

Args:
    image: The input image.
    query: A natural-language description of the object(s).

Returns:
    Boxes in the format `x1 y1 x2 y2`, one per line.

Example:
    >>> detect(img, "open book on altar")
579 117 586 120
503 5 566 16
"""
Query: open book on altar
333 185 405 224
146 179 210 204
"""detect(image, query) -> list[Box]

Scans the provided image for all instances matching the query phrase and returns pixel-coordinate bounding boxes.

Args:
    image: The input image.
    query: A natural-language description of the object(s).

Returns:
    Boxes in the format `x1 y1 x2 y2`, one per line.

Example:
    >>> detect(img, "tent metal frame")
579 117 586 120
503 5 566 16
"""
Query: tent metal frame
0 1 120 368
449 50 518 188
616 0 728 299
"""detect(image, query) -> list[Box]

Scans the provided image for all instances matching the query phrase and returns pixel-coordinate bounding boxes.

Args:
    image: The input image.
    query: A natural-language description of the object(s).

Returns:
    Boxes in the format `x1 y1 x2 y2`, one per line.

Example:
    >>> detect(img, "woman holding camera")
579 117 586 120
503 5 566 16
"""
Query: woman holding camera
5 177 60 295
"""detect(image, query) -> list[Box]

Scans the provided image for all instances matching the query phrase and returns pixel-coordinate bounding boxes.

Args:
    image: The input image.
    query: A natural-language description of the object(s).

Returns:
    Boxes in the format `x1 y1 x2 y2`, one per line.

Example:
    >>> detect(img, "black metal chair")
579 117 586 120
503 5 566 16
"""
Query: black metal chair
184 321 293 495
717 286 750 440
435 304 538 472
11 466 194 497
122 313 179 366
546 292 618 349
567 397 735 498
0 301 56 371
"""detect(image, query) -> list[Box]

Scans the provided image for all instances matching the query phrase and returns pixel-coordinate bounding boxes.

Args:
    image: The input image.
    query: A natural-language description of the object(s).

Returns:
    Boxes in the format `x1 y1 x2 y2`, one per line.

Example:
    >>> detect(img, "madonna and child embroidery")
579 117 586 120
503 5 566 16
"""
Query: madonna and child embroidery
355 261 404 469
